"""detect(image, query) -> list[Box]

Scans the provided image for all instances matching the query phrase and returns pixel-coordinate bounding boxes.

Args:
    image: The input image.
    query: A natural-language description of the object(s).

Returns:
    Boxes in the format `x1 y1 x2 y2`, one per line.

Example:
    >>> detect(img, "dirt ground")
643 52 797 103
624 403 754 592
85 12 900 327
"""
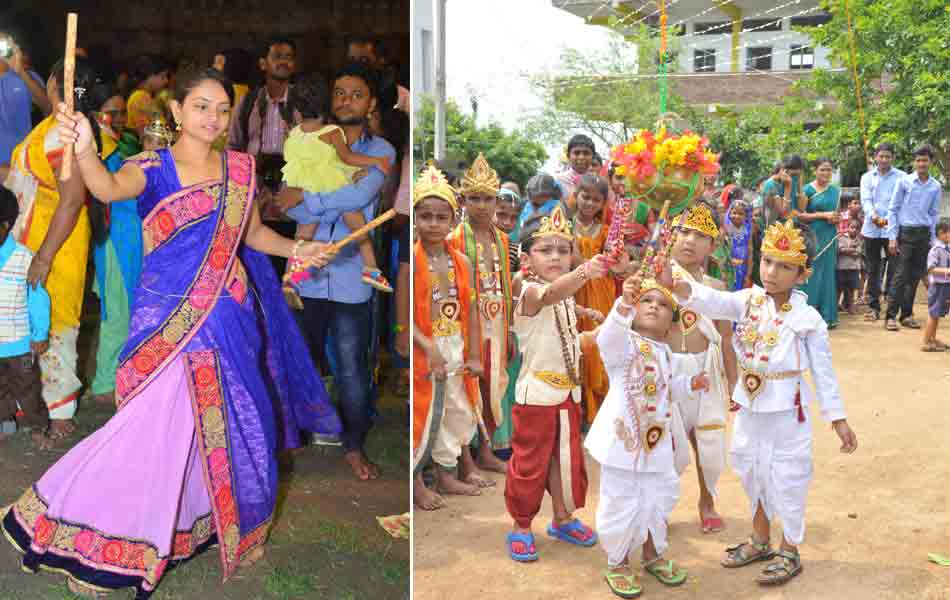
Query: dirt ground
415 305 950 600
0 313 410 600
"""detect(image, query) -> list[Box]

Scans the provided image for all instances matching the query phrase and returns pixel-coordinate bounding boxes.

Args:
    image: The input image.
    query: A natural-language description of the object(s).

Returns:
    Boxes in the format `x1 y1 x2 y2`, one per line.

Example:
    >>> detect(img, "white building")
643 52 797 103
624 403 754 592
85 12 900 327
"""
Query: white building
411 0 435 112
553 0 835 109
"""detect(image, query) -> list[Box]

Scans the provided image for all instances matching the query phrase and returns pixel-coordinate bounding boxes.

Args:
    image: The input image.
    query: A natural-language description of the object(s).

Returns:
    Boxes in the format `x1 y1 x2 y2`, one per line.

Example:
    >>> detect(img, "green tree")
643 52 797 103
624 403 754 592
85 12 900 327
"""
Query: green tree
768 0 950 185
413 96 548 187
525 26 681 153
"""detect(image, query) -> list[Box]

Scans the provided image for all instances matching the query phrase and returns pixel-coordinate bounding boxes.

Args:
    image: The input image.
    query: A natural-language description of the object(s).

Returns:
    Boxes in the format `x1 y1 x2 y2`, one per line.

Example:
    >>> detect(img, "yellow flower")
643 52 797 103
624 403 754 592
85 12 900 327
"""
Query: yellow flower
630 138 647 154
615 165 627 176
645 382 657 396
763 331 779 347
656 126 667 142
742 328 758 344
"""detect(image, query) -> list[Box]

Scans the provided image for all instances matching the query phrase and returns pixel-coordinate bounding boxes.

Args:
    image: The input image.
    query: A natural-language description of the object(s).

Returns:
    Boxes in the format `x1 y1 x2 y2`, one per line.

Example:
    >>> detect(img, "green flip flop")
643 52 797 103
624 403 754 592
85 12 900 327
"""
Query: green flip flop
643 557 688 586
604 569 642 598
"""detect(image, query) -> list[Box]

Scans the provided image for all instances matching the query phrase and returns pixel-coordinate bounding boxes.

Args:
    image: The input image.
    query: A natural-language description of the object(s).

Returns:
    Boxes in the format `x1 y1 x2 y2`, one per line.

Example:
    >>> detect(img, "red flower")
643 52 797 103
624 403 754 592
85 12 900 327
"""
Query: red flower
33 515 55 545
103 540 124 564
156 212 176 235
132 348 158 374
776 237 790 251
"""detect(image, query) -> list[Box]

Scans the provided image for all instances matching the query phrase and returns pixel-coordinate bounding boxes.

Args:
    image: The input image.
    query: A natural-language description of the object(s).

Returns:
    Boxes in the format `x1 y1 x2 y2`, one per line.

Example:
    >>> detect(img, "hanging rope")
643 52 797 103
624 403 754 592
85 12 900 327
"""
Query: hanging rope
843 0 870 166
658 0 668 114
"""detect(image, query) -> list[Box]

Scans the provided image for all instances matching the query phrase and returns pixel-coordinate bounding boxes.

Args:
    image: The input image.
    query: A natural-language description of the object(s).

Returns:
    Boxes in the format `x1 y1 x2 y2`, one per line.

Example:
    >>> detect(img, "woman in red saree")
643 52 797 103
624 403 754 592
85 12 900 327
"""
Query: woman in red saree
2 68 341 599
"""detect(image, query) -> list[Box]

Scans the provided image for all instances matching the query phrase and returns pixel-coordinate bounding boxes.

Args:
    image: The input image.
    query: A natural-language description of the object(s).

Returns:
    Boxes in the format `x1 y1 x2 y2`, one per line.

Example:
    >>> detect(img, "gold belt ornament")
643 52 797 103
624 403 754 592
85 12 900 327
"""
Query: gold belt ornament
739 364 802 401
534 371 575 389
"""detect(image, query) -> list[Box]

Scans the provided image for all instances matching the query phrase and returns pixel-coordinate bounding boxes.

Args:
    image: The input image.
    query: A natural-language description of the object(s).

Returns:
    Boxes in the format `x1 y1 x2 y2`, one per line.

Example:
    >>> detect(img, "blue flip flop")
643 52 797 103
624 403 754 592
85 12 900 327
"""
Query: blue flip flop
547 518 598 547
506 531 538 562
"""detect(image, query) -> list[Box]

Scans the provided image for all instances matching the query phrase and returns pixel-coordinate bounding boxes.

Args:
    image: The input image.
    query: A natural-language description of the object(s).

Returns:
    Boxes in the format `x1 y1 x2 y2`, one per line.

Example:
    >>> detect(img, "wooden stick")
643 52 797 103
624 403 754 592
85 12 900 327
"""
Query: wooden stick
327 208 397 253
60 13 78 182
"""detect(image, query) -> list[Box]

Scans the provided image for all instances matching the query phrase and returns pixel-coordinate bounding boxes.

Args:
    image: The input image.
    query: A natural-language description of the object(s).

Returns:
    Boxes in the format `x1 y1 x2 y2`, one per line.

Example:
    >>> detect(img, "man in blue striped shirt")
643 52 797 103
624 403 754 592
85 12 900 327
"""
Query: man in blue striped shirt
884 145 944 331
859 143 905 320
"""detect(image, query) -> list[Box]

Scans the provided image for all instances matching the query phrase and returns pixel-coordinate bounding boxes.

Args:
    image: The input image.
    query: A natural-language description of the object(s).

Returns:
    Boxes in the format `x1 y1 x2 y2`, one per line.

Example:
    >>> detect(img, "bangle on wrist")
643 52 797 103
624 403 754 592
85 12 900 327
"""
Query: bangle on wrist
393 324 407 334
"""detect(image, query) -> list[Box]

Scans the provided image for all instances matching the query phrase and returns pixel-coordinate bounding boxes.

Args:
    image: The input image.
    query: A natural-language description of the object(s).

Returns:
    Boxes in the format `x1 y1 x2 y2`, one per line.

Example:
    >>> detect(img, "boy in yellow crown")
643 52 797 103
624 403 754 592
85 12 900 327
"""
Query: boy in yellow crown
663 219 858 586
412 165 485 509
504 205 608 562
448 153 512 475
586 271 709 598
665 201 736 534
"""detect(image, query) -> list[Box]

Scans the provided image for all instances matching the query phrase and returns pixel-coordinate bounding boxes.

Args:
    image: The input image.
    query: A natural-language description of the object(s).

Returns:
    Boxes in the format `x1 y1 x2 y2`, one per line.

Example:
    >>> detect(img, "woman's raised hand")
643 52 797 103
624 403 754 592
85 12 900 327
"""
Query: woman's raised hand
55 102 95 158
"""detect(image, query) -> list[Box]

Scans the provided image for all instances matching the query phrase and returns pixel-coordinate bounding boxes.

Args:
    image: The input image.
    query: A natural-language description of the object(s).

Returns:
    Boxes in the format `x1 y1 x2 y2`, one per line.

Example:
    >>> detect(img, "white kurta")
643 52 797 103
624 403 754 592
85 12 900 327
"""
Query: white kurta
676 283 847 545
585 299 690 565
429 333 477 470
669 261 730 495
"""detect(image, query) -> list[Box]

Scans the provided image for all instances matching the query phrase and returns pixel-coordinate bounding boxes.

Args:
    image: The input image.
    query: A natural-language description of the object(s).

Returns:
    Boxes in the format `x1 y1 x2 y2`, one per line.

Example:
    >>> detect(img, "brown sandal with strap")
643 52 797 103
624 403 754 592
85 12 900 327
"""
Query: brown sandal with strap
721 536 773 568
757 548 803 585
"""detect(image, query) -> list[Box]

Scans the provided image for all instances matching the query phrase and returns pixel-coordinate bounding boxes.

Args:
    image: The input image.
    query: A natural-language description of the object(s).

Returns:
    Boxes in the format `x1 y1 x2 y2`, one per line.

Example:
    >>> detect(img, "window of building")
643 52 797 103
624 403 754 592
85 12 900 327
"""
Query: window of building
694 49 716 72
694 21 730 35
789 45 814 69
791 14 833 28
746 47 773 71
742 18 782 33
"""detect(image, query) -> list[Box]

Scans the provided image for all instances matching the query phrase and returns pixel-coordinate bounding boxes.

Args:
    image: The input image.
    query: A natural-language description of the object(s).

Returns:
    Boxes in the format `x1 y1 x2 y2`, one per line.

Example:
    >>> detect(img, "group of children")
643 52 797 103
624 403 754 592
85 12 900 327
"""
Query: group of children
412 156 860 597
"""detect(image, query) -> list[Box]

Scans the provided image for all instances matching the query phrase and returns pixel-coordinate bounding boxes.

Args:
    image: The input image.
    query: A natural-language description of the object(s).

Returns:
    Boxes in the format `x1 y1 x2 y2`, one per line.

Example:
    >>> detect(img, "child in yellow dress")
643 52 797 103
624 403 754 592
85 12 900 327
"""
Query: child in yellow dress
281 73 393 297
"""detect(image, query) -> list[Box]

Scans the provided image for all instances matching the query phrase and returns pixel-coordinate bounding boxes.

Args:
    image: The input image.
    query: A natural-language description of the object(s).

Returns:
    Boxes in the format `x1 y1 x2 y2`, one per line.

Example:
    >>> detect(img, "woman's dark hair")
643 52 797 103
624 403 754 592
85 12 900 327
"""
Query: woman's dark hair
378 106 409 163
790 218 817 268
936 219 950 235
128 53 170 91
812 157 834 170
288 72 329 120
174 66 235 106
874 142 896 156
771 161 784 176
52 58 111 244
783 155 805 171
0 186 19 230
577 173 609 200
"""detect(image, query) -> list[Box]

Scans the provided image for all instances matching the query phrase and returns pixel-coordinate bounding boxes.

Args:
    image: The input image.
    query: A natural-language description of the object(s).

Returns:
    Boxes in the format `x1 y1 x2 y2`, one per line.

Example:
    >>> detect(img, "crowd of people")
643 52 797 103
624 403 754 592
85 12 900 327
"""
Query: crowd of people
0 27 410 598
412 129 948 597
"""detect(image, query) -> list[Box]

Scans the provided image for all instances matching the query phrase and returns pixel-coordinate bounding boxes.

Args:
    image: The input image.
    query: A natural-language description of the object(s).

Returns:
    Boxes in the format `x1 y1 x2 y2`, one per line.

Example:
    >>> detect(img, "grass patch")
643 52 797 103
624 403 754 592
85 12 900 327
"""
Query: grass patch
264 564 323 600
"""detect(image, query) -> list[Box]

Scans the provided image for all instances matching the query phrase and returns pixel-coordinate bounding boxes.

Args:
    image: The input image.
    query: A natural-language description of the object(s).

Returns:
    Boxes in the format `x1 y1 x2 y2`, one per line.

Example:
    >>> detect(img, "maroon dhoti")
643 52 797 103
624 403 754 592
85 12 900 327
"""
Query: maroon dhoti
505 395 587 529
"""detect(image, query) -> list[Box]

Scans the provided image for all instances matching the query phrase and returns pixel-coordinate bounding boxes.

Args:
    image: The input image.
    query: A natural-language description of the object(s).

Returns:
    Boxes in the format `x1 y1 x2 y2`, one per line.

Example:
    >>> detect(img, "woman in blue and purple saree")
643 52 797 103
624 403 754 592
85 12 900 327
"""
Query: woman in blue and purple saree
2 68 341 599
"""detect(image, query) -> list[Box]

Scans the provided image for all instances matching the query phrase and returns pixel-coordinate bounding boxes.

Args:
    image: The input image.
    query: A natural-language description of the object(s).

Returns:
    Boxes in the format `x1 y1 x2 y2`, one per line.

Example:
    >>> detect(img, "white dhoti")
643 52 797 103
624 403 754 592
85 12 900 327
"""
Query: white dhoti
430 335 478 470
479 305 508 436
597 465 680 567
670 347 728 495
731 408 813 545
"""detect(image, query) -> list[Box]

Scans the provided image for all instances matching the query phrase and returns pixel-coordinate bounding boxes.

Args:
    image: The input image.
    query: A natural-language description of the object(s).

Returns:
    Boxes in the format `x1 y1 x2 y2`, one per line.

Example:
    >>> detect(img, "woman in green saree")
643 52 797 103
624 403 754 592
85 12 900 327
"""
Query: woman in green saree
798 158 841 327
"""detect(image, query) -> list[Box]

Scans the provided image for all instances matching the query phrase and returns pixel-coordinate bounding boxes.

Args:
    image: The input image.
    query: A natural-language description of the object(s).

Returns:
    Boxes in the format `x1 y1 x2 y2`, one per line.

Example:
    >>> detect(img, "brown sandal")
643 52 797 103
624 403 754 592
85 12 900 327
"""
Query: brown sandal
757 549 803 585
721 537 773 568
922 341 945 353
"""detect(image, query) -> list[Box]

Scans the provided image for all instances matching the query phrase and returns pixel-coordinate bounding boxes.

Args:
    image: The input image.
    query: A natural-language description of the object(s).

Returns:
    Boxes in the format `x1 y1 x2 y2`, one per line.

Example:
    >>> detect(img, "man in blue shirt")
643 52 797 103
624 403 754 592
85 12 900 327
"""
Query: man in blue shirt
859 142 906 320
884 145 944 331
279 62 396 481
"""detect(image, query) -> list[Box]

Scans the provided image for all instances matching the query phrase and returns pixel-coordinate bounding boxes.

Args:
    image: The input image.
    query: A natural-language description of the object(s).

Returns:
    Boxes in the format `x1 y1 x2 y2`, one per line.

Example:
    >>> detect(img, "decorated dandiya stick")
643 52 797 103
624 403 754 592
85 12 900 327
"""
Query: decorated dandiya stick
327 208 397 253
60 13 78 182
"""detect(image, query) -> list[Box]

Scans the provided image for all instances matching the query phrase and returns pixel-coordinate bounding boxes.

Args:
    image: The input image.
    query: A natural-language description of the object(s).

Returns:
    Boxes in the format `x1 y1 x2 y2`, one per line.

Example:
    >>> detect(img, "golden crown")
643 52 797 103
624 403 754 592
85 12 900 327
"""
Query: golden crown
144 118 173 145
533 205 573 241
639 278 678 310
762 219 808 267
459 153 500 196
413 164 459 212
675 202 719 239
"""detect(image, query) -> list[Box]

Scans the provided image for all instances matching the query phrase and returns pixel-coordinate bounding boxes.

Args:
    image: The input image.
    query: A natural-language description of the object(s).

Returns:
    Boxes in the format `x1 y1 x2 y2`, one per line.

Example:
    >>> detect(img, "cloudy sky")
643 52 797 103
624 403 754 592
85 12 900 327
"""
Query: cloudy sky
444 0 618 168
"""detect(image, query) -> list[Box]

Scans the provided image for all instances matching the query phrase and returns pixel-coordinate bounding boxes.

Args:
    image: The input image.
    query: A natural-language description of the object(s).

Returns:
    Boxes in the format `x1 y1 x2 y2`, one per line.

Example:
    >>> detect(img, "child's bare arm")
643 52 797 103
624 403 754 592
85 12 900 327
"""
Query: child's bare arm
320 127 391 173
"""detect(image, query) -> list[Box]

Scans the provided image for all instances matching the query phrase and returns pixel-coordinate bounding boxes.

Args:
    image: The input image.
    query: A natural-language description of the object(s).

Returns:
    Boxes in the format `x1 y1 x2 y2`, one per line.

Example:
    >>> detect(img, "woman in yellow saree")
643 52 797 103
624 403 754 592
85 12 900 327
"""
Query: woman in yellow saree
4 59 94 437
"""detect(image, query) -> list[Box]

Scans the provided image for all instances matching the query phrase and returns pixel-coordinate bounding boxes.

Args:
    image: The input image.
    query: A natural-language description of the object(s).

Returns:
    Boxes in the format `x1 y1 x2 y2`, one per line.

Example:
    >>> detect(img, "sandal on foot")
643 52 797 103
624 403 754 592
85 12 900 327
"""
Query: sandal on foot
901 317 922 329
864 310 879 322
362 267 393 293
922 341 945 353
546 518 598 547
604 568 642 598
933 340 950 351
757 549 803 585
701 516 725 533
885 319 899 331
506 531 538 562
643 557 688 587
722 537 773 568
